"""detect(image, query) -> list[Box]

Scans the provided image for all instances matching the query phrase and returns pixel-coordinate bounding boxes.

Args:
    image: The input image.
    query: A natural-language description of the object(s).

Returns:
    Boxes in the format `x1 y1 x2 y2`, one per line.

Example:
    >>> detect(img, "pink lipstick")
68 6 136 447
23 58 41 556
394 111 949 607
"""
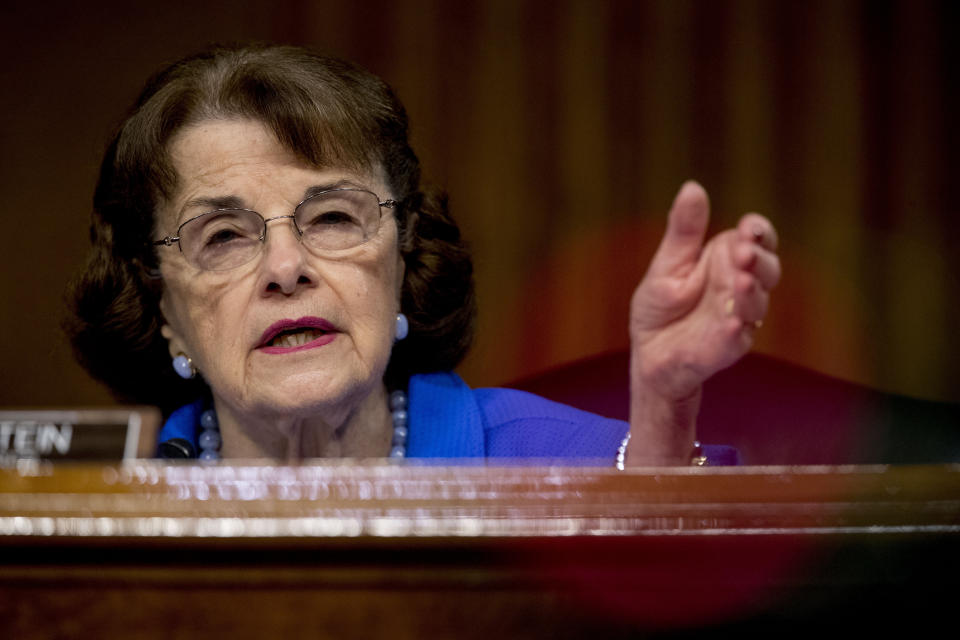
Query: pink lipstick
257 316 339 354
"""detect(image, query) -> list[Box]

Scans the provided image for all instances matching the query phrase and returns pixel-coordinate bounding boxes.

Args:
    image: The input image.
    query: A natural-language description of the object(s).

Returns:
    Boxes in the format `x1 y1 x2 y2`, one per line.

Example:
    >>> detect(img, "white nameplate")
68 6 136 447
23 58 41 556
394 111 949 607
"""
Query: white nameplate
0 408 160 463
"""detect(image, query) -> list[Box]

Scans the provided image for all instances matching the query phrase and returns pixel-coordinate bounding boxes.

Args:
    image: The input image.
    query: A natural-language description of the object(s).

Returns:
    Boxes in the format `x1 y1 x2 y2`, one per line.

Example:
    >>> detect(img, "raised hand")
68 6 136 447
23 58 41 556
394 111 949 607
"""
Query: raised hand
626 181 780 464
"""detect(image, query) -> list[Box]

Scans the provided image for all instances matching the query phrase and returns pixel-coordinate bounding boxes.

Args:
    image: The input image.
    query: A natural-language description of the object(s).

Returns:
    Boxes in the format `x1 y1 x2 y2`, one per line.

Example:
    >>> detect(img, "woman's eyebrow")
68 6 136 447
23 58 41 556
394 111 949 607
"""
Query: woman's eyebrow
302 179 364 199
180 195 246 215
176 179 366 222
174 195 246 227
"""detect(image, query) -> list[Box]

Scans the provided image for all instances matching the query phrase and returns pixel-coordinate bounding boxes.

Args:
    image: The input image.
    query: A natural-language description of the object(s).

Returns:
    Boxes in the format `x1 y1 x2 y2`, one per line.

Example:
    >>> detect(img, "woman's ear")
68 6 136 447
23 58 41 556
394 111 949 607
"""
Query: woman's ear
161 322 199 380
160 323 187 360
158 295 181 359
158 295 198 378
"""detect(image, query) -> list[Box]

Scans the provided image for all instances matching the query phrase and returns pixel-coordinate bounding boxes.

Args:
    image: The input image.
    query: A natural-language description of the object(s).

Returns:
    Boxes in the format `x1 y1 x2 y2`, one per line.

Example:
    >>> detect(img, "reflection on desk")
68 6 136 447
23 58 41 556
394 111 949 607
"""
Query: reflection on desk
1 462 958 637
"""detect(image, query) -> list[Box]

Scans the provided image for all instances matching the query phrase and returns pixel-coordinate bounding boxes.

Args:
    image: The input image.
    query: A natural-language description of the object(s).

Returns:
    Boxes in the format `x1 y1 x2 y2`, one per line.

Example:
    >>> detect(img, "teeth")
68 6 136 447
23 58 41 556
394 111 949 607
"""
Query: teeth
270 329 323 348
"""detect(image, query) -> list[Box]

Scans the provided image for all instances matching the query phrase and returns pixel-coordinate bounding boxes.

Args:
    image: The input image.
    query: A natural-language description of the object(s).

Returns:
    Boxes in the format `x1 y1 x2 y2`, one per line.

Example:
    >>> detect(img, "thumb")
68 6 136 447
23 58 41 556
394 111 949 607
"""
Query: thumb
648 181 711 276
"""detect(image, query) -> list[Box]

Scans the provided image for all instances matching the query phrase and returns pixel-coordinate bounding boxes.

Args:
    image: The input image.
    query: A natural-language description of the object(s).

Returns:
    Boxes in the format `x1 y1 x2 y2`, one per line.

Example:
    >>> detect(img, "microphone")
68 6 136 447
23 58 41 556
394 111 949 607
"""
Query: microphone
158 438 196 459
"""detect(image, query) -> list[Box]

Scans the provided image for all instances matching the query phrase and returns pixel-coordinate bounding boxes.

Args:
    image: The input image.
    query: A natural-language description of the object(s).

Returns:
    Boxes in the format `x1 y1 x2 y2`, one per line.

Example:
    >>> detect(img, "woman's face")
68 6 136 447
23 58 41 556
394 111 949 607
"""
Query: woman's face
157 118 404 425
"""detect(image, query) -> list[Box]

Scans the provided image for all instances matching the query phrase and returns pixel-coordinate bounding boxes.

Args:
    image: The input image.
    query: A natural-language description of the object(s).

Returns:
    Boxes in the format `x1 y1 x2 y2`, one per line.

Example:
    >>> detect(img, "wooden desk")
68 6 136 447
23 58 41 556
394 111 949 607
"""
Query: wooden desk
1 462 958 637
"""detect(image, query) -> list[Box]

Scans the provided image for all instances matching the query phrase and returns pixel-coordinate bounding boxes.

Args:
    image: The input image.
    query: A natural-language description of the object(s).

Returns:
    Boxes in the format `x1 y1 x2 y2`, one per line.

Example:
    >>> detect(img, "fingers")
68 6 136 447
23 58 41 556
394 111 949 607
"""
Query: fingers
732 241 781 290
725 213 779 327
738 213 778 251
729 271 769 324
729 213 780 291
648 181 711 277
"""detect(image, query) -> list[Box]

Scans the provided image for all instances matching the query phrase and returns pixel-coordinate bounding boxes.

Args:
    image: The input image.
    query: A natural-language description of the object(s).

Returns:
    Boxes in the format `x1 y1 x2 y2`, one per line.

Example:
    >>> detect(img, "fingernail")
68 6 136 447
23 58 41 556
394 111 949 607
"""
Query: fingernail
751 224 764 242
725 298 735 315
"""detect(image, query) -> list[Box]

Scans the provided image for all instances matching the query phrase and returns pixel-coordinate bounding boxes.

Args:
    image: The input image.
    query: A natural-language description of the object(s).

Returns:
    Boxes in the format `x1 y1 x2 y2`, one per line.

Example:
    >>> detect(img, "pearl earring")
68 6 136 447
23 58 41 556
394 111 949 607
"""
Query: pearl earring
395 313 409 341
172 353 196 379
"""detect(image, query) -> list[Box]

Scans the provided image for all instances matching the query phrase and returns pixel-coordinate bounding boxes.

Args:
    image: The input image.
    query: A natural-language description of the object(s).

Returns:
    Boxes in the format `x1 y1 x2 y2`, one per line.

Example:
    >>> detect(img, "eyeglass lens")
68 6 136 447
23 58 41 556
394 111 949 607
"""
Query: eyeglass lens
178 189 383 271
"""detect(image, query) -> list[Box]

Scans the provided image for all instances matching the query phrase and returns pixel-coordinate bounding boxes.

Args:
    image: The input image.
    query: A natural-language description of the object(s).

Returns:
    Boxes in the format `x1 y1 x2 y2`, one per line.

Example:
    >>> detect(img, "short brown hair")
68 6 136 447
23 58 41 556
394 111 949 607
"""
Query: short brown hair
66 44 475 413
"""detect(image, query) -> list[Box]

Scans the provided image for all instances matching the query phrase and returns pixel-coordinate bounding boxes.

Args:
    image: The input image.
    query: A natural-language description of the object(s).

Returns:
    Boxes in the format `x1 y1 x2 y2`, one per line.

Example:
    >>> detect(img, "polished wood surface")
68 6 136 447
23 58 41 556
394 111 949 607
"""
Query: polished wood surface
1 462 958 637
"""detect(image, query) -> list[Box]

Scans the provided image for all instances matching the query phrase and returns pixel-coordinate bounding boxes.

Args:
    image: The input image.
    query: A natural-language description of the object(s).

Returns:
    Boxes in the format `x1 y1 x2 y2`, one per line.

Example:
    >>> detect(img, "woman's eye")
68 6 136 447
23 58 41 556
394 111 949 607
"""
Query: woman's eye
204 228 242 246
309 211 358 226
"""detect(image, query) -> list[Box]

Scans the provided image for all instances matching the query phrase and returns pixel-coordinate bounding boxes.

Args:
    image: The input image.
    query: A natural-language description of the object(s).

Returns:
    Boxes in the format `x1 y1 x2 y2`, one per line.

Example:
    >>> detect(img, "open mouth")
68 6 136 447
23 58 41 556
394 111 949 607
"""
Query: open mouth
267 328 329 348
258 317 339 352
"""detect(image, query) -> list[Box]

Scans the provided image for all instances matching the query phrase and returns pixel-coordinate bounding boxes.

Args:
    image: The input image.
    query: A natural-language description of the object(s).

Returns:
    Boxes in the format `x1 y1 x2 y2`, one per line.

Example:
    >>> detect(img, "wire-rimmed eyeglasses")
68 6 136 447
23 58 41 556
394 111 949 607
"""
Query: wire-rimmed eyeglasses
153 188 398 271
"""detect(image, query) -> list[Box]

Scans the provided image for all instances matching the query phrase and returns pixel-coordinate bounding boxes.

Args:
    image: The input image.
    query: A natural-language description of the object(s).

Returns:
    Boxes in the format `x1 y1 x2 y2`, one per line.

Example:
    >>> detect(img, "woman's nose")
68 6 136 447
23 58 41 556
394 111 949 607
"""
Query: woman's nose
258 216 315 295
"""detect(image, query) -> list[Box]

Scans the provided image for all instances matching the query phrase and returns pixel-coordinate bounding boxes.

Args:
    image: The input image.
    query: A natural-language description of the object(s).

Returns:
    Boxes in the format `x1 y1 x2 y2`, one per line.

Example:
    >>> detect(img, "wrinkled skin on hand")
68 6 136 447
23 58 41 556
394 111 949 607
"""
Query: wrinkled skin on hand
627 181 781 464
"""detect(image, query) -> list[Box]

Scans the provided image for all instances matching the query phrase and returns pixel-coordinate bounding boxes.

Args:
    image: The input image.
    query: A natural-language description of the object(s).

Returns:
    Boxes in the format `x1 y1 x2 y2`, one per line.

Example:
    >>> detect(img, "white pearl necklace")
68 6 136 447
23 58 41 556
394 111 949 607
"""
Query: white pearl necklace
197 389 410 461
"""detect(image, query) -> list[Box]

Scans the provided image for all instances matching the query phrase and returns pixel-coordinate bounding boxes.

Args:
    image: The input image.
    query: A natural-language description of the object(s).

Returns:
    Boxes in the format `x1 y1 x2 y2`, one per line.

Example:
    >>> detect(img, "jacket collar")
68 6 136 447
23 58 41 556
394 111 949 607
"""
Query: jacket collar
406 372 485 458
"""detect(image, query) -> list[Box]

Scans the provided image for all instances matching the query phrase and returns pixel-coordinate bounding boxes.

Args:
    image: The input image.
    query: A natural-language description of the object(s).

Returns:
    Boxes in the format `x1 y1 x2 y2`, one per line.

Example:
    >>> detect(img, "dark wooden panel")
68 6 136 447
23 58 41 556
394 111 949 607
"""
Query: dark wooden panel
0 463 957 636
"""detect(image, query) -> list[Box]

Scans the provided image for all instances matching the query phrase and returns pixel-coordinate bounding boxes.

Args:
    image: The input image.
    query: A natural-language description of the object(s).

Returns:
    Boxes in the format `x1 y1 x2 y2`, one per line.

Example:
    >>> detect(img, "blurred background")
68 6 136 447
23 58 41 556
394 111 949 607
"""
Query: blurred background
0 0 957 407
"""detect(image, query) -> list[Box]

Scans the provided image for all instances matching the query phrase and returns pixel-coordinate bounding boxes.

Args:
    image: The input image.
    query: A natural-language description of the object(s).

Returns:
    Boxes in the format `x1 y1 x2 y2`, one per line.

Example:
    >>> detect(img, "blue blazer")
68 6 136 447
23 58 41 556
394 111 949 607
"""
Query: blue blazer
158 371 738 464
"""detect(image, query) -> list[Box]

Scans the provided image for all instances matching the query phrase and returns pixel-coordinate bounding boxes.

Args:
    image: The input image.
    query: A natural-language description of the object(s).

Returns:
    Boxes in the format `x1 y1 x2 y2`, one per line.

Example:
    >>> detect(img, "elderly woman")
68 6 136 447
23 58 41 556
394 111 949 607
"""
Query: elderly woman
67 45 779 465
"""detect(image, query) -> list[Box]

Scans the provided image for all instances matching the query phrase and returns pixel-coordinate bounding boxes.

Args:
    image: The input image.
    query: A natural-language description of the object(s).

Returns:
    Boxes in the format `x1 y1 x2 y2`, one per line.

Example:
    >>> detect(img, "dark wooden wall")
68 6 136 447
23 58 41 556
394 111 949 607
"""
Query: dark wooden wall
1 0 957 406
